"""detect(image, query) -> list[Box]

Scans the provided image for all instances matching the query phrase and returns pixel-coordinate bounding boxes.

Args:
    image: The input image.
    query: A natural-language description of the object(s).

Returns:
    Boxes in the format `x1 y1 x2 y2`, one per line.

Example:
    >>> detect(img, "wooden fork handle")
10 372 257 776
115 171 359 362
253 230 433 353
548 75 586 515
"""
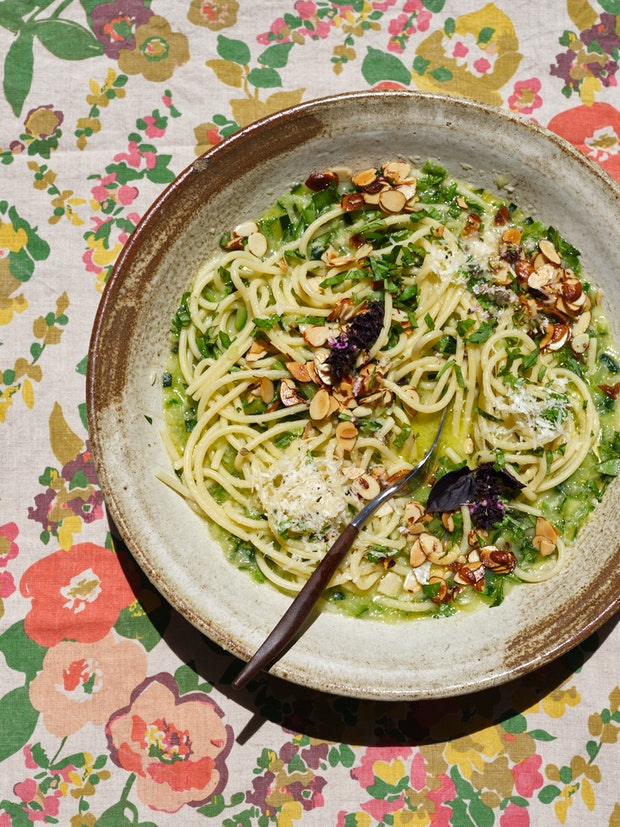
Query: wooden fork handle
231 523 360 689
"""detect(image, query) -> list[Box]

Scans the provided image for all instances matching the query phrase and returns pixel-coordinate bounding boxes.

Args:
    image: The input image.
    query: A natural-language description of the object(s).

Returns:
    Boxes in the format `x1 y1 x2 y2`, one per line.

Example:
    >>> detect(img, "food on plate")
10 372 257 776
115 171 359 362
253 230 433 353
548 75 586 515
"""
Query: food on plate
159 159 620 618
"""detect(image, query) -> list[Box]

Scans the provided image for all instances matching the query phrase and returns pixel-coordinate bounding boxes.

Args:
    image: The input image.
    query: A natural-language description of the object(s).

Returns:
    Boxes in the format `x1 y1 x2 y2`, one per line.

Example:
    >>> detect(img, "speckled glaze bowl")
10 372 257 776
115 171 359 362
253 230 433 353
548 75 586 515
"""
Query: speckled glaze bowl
87 91 620 700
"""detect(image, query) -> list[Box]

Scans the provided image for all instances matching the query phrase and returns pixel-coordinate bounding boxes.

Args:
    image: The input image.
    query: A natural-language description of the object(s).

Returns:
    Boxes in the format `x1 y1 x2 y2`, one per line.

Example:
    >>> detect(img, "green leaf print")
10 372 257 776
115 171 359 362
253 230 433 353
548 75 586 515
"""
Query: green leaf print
0 686 39 762
421 0 446 11
361 46 411 86
33 18 103 60
0 620 46 682
598 0 620 12
217 34 251 65
247 67 282 88
258 41 294 69
3 29 34 117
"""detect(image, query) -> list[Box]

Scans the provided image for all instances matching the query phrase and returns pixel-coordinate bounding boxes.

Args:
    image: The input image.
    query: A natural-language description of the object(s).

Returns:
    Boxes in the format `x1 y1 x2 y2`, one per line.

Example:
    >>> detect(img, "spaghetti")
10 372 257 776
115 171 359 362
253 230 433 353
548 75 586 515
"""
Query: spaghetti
160 160 620 618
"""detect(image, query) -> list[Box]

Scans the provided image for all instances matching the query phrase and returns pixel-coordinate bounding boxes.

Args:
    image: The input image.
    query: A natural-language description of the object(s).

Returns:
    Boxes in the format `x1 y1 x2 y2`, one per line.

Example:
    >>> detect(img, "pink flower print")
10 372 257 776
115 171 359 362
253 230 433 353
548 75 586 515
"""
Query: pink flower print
23 745 39 770
14 778 37 801
0 570 15 599
106 674 233 812
142 115 166 139
117 184 139 206
0 521 18 567
427 772 457 826
29 633 148 737
500 801 530 826
511 753 544 797
473 57 492 74
114 140 156 170
452 40 469 59
374 0 398 11
410 750 426 790
508 78 543 115
257 16 289 45
295 0 316 19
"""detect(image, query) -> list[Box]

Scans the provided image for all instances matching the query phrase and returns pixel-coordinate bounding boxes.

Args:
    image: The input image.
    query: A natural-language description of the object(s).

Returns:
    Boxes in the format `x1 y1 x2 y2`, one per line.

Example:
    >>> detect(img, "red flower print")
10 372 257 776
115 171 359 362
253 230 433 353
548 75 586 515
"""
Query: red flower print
29 633 148 737
106 674 233 812
547 102 620 182
20 543 138 647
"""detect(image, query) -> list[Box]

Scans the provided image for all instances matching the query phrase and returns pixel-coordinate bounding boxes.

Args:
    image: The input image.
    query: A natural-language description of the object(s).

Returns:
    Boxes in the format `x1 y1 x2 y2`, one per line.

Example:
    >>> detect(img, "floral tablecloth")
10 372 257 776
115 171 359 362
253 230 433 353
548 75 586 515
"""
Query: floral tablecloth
1 1 619 825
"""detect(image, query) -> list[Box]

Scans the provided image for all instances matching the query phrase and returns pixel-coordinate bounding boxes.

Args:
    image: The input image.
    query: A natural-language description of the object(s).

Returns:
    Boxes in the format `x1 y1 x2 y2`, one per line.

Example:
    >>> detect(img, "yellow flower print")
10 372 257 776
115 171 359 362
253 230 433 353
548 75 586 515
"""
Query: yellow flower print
0 260 28 326
229 89 306 132
541 684 581 718
86 68 125 108
24 105 63 140
118 15 190 82
277 799 303 827
414 3 522 106
86 234 123 270
374 758 407 786
188 0 239 30
470 755 514 804
28 161 57 191
0 220 28 254
393 808 430 827
57 514 83 550
343 814 372 827
444 725 504 780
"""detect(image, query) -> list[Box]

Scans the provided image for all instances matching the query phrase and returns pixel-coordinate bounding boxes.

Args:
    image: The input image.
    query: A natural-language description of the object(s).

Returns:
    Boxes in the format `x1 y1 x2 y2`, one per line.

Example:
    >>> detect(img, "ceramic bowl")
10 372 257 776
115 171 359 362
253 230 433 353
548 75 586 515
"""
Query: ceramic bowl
87 91 620 700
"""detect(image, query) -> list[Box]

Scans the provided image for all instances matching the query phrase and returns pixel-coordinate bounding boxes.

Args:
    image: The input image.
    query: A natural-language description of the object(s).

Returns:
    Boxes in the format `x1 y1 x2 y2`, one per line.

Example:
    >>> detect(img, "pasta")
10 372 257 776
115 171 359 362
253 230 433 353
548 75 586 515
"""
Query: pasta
160 160 620 619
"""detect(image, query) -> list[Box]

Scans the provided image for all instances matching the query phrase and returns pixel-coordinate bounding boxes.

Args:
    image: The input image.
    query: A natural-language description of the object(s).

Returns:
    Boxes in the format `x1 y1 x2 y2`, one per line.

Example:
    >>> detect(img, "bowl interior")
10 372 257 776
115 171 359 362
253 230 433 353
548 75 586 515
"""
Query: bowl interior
88 91 620 700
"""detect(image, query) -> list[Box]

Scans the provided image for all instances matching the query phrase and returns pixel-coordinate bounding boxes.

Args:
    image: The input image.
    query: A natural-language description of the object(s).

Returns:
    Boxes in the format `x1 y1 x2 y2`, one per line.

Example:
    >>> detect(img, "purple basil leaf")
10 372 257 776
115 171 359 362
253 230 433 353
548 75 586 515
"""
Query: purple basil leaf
426 466 476 512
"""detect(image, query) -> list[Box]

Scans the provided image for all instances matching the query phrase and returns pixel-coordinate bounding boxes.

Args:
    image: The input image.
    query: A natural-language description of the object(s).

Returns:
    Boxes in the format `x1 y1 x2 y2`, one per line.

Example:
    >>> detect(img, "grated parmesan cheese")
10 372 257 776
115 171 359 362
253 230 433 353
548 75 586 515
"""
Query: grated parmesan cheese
495 383 570 447
251 440 350 537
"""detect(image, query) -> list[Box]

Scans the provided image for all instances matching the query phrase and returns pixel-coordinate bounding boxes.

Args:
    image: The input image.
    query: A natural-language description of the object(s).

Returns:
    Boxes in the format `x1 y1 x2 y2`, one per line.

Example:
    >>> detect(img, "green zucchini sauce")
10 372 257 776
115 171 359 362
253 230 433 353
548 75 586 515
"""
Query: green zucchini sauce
163 160 620 621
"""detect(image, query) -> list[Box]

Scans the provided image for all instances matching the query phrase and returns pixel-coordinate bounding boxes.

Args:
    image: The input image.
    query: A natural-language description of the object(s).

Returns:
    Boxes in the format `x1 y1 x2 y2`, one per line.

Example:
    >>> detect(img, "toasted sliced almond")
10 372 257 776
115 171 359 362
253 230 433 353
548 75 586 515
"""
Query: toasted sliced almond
570 333 590 354
309 387 331 420
245 341 267 363
247 231 268 258
352 474 381 500
395 182 417 202
234 220 258 237
529 264 557 291
382 160 412 183
336 420 358 450
404 500 425 524
536 516 558 544
286 361 312 382
260 377 275 404
280 378 304 407
352 168 378 188
538 238 562 265
378 187 407 214
546 323 570 351
303 326 332 347
502 226 522 245
409 538 427 567
453 562 486 588
572 310 591 337
532 535 556 556
341 192 366 212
